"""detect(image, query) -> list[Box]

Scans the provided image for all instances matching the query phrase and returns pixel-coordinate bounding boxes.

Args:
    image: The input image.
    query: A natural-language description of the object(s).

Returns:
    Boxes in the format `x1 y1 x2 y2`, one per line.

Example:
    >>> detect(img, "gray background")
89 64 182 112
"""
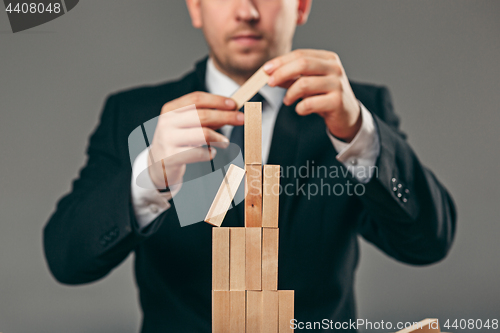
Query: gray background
1 1 499 332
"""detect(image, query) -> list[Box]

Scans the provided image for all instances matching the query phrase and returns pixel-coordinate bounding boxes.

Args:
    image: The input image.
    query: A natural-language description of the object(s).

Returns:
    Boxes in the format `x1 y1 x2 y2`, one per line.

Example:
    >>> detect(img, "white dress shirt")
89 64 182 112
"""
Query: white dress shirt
130 58 380 230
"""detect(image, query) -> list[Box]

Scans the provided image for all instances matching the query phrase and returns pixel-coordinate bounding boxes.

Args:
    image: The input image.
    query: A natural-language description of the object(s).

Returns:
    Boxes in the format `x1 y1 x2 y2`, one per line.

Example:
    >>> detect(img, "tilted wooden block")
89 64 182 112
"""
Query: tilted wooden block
278 290 294 333
205 164 246 227
212 290 230 333
213 228 230 291
230 291 246 333
262 291 279 333
246 291 263 333
395 319 440 333
262 165 280 228
244 102 262 165
231 66 269 110
262 228 279 290
245 227 262 290
245 164 262 227
230 228 246 290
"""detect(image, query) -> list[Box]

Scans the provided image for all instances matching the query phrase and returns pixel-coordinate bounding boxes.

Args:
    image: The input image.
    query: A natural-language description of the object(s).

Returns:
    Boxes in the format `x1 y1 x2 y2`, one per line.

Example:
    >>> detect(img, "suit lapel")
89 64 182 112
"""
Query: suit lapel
267 102 341 225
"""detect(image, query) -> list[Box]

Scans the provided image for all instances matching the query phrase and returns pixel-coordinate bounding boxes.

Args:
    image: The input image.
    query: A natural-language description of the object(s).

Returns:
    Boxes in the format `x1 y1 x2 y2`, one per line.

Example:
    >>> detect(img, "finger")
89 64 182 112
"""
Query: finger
296 92 342 116
263 49 336 74
163 146 217 167
171 127 229 148
283 76 340 106
167 109 244 129
278 79 297 90
268 57 339 88
164 92 237 113
197 109 245 129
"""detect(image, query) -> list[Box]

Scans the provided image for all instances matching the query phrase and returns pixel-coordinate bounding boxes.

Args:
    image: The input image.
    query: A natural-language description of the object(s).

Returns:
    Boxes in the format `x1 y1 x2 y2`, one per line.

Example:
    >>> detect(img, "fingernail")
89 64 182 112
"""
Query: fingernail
226 99 236 107
210 148 217 157
263 62 274 72
237 112 244 122
268 76 275 86
221 136 229 143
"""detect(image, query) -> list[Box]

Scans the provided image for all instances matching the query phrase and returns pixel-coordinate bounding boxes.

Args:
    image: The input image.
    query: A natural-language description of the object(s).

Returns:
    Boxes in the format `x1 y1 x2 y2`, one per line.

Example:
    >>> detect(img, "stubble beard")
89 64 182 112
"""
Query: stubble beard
211 47 271 82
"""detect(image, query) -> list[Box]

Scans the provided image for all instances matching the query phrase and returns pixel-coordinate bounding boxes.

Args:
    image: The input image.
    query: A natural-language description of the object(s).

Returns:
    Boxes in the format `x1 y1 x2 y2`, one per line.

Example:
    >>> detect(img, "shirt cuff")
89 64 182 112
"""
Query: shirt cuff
130 148 181 230
327 101 380 183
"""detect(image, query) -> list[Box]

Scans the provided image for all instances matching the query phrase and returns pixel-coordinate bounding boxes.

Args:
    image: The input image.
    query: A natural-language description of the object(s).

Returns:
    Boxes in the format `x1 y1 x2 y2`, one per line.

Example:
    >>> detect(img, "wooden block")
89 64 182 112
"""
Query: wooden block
246 291 263 333
244 102 262 164
262 291 279 333
230 228 246 290
205 164 246 227
213 228 230 290
231 66 269 110
395 319 440 333
262 228 279 290
278 290 294 333
245 228 262 290
212 290 230 333
245 164 262 227
262 165 280 228
230 291 246 333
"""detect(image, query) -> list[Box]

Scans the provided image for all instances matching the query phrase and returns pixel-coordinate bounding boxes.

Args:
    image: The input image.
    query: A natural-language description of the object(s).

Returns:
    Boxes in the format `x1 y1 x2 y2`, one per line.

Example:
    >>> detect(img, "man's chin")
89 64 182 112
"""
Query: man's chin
226 52 269 74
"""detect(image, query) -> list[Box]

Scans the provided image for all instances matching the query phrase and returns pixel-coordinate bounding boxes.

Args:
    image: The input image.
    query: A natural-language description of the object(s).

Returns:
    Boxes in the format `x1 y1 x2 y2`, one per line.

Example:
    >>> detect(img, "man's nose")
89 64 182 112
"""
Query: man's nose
235 0 260 22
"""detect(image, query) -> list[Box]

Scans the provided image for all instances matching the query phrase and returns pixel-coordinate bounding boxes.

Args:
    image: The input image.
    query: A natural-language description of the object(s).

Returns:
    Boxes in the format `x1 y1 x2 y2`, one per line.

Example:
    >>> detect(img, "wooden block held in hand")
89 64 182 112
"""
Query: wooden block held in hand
245 228 262 290
230 291 246 333
246 291 263 333
244 102 262 165
278 290 294 333
262 165 280 228
245 164 262 227
395 318 440 333
205 164 246 227
213 228 230 290
231 66 269 110
212 291 230 333
230 228 246 290
262 228 279 290
262 291 279 333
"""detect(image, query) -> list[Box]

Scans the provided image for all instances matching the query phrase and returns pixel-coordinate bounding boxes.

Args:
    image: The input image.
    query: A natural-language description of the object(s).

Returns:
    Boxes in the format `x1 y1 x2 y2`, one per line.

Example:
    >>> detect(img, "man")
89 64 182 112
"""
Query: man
43 0 456 332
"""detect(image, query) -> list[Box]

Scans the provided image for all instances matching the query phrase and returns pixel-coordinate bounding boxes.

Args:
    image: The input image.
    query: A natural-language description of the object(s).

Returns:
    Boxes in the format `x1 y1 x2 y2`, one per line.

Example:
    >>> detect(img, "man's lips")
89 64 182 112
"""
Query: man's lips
230 33 263 46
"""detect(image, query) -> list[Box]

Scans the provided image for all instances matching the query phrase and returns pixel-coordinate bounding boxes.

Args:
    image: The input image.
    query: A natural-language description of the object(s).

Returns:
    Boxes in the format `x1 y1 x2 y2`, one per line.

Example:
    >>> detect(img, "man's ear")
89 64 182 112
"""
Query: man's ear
186 0 202 29
296 0 312 26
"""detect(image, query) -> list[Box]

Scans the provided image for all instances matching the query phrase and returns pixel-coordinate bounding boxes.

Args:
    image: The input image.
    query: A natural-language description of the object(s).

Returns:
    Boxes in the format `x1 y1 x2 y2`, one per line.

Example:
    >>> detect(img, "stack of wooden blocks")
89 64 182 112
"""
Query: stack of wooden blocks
205 101 294 332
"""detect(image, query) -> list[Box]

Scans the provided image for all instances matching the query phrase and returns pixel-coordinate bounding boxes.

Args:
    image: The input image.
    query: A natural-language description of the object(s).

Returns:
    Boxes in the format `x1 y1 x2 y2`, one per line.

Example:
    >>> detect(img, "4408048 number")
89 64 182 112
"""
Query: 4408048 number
443 319 498 330
5 2 62 14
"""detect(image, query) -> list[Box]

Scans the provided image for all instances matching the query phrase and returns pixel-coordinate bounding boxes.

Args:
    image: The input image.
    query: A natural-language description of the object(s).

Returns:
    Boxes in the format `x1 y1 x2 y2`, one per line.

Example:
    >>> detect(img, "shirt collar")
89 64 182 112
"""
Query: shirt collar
205 57 286 111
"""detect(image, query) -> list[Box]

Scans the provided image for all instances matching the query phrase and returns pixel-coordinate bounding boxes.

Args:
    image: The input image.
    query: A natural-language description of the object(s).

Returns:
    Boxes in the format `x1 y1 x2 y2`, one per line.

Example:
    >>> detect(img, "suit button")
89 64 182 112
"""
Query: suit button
393 187 398 192
402 198 408 203
391 178 397 183
397 193 402 198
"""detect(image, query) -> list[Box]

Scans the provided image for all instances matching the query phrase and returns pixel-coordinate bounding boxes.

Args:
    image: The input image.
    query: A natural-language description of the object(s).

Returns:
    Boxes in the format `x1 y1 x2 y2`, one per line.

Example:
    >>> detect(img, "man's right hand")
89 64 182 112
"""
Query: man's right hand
148 92 243 190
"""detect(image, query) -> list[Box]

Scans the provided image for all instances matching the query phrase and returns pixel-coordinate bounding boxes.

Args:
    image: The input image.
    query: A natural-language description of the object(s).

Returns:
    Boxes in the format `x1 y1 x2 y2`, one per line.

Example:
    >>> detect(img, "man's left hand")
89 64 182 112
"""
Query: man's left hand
263 49 361 142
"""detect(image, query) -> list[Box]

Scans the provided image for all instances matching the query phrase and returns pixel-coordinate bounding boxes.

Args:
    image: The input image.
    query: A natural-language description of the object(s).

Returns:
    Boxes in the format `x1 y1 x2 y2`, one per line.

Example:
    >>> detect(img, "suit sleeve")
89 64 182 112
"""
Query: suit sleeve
356 87 457 265
43 94 166 285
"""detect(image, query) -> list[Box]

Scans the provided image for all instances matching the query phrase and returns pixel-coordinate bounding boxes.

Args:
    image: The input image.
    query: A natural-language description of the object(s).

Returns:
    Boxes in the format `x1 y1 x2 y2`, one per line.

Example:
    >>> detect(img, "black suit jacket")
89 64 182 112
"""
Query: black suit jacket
43 57 456 332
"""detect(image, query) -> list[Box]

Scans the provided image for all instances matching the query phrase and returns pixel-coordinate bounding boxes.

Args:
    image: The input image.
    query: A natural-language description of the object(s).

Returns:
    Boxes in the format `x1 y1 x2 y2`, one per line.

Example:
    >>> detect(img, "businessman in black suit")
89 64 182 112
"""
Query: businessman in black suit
43 0 456 332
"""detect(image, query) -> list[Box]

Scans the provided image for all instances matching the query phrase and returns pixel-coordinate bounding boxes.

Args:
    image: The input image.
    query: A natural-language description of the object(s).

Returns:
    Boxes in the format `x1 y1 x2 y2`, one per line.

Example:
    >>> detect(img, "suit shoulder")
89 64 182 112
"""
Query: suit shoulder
107 69 198 107
350 81 392 118
350 81 387 101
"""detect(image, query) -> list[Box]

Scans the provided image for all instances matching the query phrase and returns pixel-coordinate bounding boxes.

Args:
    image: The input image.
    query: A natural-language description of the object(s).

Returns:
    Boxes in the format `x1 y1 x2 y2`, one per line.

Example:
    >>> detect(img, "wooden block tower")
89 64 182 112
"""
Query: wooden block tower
205 100 295 332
